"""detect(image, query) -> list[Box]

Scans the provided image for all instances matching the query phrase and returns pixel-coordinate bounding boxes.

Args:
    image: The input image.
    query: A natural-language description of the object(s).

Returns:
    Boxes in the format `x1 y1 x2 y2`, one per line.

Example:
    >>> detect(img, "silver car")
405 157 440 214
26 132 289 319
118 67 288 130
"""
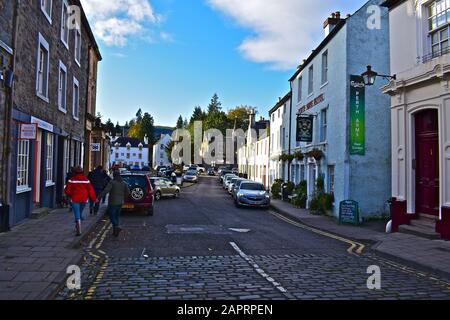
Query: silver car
223 174 237 190
183 170 199 183
235 181 270 208
227 177 241 194
150 178 181 200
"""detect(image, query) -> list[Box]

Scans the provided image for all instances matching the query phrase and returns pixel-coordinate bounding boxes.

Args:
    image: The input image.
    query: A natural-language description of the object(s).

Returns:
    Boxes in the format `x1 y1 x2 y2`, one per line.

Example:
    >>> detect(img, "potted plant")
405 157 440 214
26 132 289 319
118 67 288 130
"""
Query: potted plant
307 148 324 161
294 151 305 161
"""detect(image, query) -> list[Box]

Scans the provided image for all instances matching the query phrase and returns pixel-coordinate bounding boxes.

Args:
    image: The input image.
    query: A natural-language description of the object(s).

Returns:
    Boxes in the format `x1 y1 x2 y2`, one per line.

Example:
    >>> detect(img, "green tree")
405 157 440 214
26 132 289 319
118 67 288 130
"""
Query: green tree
115 122 122 136
189 106 206 125
135 108 143 123
176 115 184 129
227 106 253 130
105 118 115 135
207 93 222 114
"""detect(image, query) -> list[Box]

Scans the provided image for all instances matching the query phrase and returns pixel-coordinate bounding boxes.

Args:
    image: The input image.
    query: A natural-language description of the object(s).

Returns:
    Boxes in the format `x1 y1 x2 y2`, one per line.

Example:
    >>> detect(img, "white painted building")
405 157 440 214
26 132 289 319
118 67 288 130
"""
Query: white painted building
268 92 291 186
153 134 172 169
383 0 450 239
238 110 270 188
110 137 150 169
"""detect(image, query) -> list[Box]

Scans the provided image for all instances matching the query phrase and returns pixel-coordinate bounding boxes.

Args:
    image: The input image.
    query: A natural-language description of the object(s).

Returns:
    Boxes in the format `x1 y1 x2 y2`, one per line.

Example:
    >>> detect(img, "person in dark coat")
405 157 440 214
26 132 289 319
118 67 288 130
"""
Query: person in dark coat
101 170 111 204
97 171 130 237
88 165 107 215
65 167 75 212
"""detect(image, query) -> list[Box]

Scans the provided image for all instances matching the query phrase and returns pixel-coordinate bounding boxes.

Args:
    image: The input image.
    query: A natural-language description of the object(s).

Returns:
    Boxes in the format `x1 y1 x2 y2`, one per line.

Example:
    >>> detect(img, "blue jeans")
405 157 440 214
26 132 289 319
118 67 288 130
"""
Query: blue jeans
72 203 86 221
108 205 122 227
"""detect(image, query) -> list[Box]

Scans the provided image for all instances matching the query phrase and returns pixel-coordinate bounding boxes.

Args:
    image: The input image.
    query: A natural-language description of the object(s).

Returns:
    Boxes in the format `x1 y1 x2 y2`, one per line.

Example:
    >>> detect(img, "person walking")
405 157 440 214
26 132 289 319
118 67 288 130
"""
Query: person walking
65 167 97 236
101 169 111 204
97 171 130 237
88 165 107 215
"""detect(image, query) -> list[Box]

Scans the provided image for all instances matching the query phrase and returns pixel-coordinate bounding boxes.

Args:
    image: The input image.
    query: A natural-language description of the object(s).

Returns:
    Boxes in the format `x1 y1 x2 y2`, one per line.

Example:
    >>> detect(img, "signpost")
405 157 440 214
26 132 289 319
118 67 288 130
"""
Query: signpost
339 200 360 225
349 76 366 155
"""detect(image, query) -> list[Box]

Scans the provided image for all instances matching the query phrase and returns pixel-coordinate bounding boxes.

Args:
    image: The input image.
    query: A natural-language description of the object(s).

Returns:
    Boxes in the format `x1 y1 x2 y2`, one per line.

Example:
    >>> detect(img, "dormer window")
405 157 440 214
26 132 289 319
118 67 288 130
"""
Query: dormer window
138 143 143 151
115 142 119 149
126 142 131 150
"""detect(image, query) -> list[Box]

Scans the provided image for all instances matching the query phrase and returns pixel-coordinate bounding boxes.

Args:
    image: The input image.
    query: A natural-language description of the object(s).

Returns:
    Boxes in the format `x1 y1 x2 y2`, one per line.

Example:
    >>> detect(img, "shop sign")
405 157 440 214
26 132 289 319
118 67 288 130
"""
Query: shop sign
350 76 366 155
19 123 38 140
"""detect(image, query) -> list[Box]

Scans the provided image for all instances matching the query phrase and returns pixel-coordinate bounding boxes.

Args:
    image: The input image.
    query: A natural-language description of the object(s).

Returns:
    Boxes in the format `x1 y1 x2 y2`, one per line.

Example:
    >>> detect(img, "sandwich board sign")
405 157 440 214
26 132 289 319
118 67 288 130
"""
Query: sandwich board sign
339 200 360 225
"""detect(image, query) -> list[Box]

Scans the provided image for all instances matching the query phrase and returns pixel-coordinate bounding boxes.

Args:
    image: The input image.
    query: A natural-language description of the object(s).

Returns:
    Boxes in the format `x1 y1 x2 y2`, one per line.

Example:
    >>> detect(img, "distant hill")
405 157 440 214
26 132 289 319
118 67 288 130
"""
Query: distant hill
154 126 175 141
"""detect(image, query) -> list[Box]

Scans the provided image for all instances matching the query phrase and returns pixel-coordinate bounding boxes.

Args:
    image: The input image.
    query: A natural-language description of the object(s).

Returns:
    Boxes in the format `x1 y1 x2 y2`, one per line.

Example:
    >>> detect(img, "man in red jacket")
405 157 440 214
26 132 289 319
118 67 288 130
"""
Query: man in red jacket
64 166 97 236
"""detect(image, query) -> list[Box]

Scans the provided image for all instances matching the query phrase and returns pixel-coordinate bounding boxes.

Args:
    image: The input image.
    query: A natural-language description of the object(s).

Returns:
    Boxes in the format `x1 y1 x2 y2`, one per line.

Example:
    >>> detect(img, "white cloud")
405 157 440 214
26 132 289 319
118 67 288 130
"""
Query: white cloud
80 0 162 46
207 0 344 70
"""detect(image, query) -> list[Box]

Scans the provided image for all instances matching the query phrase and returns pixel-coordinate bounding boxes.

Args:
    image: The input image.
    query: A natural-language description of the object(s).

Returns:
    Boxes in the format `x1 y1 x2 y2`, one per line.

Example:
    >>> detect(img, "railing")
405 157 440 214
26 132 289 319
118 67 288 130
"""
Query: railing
422 46 450 63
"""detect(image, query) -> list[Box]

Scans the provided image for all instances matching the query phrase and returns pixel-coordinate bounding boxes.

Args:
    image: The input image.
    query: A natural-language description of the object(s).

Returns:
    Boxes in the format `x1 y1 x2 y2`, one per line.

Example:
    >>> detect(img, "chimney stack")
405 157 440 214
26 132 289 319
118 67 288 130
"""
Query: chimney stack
323 11 343 37
248 109 256 129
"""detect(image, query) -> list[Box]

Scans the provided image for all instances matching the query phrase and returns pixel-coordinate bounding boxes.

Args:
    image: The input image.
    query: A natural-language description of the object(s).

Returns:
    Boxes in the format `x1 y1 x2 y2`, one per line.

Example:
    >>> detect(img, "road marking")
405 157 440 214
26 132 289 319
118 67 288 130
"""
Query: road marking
229 242 292 298
229 228 251 233
268 210 365 255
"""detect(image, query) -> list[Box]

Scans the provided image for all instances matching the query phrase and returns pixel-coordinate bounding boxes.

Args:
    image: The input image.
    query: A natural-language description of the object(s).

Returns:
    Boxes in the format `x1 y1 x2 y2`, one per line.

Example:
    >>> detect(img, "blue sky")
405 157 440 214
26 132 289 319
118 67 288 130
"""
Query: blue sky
81 0 365 127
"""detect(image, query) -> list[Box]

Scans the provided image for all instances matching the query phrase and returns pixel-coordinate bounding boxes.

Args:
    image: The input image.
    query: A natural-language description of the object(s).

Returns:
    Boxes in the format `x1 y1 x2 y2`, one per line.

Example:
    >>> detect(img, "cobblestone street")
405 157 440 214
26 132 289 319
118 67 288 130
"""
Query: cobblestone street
57 177 450 300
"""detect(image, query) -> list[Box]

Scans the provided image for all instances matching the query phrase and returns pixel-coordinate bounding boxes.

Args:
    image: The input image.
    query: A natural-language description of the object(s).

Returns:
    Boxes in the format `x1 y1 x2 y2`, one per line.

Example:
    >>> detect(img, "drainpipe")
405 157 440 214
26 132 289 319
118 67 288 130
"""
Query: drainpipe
2 0 20 206
287 82 293 182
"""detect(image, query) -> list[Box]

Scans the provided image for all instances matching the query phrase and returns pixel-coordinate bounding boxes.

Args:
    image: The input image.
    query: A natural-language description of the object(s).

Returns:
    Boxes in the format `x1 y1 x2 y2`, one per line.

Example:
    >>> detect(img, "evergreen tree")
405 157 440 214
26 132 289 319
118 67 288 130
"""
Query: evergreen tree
189 106 206 124
207 93 222 114
176 115 184 129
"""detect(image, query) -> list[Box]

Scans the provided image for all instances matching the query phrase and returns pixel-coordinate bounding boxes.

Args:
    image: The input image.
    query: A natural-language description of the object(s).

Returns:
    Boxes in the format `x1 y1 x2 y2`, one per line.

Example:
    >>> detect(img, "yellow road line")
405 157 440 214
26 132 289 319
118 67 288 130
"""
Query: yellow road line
268 210 365 255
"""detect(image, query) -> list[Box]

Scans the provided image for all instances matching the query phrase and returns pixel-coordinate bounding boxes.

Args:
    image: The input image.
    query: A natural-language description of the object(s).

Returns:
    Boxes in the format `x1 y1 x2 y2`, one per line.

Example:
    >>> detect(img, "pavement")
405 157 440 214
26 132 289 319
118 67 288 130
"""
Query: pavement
270 199 450 280
0 204 107 300
53 176 449 300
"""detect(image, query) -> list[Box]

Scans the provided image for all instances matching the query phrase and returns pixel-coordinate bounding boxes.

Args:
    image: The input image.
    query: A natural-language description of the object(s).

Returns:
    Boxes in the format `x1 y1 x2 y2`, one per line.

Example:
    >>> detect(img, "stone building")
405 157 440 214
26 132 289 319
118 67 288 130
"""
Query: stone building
0 0 101 227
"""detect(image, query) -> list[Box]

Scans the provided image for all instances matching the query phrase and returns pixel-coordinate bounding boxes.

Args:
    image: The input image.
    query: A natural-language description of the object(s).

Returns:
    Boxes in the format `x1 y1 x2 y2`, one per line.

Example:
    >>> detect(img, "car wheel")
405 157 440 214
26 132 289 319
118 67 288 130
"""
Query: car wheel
174 190 180 198
235 200 241 208
155 191 162 201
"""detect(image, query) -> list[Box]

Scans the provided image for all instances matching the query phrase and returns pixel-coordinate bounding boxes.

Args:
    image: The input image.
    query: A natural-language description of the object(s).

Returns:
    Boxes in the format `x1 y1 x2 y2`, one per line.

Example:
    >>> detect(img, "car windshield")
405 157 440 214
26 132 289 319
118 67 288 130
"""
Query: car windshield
186 170 197 176
230 178 238 184
226 176 235 181
240 183 265 191
122 176 148 189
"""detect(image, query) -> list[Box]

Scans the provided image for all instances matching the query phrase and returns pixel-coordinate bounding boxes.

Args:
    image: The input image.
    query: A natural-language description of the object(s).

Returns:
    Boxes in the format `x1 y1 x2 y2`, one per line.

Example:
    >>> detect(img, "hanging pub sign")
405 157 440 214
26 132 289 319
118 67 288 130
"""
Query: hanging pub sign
19 123 38 140
350 75 366 155
296 115 314 143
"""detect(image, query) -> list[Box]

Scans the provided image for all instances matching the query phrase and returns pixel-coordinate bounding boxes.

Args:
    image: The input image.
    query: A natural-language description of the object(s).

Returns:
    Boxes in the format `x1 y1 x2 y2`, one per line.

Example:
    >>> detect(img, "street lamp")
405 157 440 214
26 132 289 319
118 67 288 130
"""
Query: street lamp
361 65 396 86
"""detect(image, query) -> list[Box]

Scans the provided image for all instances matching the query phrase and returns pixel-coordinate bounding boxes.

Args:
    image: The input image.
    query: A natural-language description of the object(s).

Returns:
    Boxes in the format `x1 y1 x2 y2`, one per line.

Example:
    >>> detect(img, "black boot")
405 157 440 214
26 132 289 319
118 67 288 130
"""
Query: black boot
75 221 81 236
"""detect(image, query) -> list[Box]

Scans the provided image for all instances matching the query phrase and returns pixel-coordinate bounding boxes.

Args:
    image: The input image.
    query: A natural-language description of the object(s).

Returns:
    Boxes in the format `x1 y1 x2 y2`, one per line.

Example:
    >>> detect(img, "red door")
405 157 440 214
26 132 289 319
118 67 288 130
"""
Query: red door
415 110 439 216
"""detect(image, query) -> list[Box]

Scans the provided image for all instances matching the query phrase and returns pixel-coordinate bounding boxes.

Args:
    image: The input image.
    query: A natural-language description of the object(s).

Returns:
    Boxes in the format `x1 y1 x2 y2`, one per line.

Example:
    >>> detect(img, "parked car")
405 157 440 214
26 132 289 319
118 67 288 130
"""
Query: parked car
219 170 232 183
183 164 191 172
150 177 181 200
121 173 155 216
197 166 206 174
227 177 241 194
232 179 249 199
207 168 216 176
231 168 239 175
235 181 270 209
183 169 199 183
223 174 237 190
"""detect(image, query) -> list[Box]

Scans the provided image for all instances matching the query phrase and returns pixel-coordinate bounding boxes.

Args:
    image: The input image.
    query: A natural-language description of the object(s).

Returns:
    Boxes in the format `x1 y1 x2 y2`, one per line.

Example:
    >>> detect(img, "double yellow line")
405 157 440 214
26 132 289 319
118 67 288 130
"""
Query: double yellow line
84 221 112 300
268 210 366 255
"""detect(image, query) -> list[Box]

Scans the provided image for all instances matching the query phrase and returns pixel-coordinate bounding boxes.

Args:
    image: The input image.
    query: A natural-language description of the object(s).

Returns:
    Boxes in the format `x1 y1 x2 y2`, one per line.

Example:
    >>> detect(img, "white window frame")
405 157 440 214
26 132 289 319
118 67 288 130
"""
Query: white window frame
17 140 31 193
321 50 328 85
72 77 80 121
58 60 67 113
297 76 302 103
36 33 50 102
41 0 53 24
74 28 81 67
60 0 69 49
308 65 314 95
46 133 55 186
320 108 328 142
